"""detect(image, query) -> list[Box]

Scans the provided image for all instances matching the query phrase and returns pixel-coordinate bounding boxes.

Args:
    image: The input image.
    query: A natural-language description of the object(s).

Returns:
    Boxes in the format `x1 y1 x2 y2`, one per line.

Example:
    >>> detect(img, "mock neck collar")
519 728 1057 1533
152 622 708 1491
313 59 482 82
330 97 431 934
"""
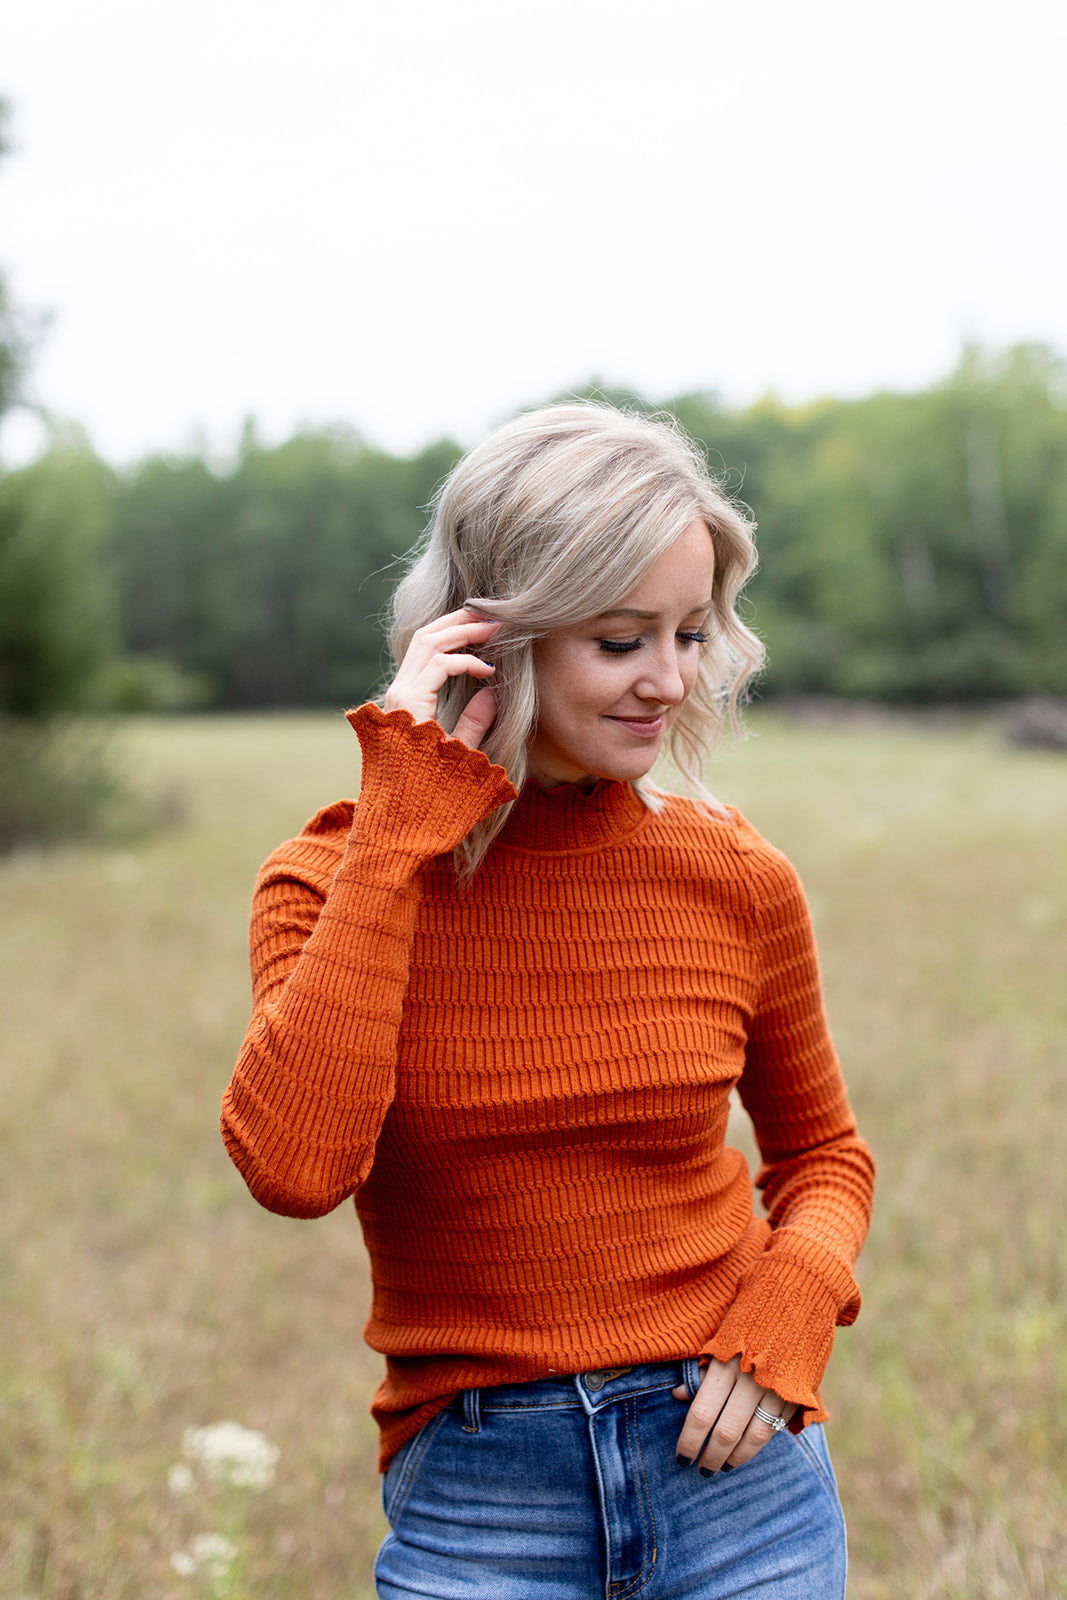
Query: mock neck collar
497 777 650 852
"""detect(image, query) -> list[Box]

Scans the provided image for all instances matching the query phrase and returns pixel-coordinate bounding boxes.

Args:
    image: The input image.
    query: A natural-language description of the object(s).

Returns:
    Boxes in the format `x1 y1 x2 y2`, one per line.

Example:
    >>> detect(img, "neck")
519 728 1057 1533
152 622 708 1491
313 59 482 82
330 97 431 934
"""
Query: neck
497 775 650 852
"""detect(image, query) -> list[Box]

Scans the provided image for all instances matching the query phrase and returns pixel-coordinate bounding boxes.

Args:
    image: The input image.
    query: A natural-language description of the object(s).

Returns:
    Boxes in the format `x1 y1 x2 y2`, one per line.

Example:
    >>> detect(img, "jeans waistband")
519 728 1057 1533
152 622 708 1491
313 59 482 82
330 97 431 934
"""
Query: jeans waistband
448 1359 703 1424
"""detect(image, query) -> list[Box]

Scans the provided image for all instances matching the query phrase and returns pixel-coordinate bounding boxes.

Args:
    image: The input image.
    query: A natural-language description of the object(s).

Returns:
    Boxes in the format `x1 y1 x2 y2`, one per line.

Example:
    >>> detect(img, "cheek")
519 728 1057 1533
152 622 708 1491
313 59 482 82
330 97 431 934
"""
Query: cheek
539 652 613 712
534 643 585 697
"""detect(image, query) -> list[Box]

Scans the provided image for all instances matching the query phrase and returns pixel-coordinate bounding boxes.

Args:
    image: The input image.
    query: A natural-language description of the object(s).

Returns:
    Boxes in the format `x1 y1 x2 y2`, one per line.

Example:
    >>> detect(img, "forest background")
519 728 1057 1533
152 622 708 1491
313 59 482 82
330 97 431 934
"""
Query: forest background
3 51 1067 761
5 339 1067 728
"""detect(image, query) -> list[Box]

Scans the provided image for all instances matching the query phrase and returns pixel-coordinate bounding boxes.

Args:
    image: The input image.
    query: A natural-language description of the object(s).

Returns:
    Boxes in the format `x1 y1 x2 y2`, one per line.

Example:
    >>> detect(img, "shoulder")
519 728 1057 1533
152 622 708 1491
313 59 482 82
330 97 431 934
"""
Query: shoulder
255 799 355 899
649 792 795 874
647 794 807 907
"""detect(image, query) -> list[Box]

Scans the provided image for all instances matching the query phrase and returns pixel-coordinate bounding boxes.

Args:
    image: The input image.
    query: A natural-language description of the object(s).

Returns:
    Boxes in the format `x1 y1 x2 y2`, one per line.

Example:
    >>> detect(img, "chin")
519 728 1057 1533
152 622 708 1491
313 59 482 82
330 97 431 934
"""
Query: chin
589 749 662 785
531 731 666 789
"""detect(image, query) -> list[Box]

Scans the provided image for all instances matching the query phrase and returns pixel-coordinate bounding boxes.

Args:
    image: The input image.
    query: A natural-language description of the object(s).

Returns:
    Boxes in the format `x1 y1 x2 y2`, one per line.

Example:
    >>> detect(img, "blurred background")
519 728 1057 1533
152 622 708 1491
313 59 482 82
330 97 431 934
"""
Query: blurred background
2 1 1065 1596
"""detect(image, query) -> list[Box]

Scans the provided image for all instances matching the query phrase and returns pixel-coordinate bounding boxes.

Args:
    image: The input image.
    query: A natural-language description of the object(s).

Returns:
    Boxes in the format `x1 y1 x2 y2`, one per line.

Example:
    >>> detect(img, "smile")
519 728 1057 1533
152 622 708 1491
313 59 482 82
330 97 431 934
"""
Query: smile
606 714 666 738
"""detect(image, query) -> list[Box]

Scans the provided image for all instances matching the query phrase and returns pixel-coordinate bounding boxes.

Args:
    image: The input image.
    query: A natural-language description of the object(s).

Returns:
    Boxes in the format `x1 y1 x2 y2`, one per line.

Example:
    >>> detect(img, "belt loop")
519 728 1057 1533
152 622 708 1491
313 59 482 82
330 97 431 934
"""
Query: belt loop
461 1387 482 1433
682 1357 703 1400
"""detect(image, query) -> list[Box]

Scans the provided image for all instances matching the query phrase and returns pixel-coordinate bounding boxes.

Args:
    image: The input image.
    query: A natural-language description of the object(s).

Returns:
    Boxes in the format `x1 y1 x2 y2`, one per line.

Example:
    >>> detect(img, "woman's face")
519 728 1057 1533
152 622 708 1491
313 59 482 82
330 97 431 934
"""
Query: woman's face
526 519 715 790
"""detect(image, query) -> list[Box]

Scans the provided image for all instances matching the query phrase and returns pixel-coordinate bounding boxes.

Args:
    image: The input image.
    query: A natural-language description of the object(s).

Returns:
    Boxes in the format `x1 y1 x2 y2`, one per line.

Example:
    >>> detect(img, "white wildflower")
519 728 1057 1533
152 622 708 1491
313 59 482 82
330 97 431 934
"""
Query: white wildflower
192 1531 238 1575
182 1420 279 1490
167 1462 196 1496
171 1532 238 1591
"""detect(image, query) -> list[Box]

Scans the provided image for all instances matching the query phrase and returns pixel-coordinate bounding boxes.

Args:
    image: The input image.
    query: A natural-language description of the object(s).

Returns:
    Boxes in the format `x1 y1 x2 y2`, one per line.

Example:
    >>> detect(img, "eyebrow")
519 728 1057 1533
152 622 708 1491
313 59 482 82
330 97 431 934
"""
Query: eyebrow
594 601 713 621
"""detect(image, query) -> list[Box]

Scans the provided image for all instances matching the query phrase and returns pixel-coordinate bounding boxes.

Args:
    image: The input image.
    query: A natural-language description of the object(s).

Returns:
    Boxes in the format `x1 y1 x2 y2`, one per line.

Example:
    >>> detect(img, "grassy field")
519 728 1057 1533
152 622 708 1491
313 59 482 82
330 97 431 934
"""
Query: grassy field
1 708 1065 1599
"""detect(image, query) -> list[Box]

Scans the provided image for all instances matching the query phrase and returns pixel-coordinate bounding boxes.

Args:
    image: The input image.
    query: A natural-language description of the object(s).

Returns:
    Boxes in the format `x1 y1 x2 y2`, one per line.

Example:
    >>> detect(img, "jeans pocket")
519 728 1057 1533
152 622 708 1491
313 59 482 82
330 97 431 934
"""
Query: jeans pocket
681 1356 704 1400
793 1425 845 1519
380 1409 450 1527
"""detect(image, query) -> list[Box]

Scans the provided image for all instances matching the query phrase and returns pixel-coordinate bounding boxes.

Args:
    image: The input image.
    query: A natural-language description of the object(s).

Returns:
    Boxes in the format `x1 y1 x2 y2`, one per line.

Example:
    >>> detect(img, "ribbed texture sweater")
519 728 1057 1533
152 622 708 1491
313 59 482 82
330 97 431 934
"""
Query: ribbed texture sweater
222 705 875 1470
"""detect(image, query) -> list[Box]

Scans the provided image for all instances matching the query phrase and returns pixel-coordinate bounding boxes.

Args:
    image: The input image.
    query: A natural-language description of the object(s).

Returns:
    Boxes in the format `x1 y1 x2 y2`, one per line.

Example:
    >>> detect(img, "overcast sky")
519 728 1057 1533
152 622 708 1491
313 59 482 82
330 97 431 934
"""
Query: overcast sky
3 0 1066 465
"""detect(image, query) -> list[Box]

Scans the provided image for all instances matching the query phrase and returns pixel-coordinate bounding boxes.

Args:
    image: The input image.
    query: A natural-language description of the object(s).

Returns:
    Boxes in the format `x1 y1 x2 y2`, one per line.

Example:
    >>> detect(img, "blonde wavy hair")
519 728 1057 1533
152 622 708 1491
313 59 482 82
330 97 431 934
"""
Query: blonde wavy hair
388 401 764 875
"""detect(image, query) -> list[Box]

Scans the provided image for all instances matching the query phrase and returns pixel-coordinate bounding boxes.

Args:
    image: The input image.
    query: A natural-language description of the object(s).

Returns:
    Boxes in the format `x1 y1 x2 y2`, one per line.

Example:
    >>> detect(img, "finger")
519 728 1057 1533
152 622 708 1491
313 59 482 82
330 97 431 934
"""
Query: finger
720 1393 799 1470
406 614 500 663
418 606 497 630
383 654 495 723
424 652 496 681
692 1370 766 1474
383 609 502 725
394 617 500 686
452 686 498 750
674 1356 739 1464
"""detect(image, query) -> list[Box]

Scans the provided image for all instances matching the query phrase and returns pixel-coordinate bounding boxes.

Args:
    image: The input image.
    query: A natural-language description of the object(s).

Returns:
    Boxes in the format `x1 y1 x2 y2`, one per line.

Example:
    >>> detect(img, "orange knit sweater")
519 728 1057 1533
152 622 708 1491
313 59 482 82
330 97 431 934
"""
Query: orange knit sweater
221 705 874 1470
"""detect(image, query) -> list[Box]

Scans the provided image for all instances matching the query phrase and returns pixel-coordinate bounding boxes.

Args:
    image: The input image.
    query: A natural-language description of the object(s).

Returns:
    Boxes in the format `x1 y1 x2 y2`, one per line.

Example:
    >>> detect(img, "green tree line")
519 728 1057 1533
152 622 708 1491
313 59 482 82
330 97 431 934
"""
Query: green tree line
7 341 1066 716
102 425 461 709
673 342 1067 700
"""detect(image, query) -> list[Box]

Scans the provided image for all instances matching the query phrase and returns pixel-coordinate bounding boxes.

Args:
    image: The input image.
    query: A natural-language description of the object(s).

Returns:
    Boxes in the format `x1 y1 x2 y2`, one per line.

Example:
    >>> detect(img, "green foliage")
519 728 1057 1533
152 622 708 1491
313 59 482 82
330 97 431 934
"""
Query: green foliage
91 653 213 713
108 429 460 707
7 342 1067 717
0 107 144 854
0 101 33 421
0 432 116 715
672 344 1067 699
0 716 142 852
3 85 1066 714
0 274 30 422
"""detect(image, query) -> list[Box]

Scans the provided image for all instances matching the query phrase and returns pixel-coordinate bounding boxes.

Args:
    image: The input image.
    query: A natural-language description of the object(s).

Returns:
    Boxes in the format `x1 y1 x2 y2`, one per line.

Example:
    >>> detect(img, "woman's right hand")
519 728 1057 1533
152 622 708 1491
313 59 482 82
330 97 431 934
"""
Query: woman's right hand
383 608 501 750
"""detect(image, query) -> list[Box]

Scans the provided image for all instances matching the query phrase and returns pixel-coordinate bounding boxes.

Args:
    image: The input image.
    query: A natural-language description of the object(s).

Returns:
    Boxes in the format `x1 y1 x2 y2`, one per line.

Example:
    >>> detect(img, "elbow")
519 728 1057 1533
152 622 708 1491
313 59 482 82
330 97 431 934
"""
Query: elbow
220 1118 353 1220
244 1174 349 1221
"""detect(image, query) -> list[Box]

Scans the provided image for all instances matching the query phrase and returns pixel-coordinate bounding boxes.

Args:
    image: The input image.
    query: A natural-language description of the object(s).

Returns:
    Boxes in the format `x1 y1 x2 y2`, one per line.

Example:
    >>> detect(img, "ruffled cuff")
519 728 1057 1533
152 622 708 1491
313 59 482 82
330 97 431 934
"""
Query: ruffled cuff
702 1243 862 1421
345 703 517 857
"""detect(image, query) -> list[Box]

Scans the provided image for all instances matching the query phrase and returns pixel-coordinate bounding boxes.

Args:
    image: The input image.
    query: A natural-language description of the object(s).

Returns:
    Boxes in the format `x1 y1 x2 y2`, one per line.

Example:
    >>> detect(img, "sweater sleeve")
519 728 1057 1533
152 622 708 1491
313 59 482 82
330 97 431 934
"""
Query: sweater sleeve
220 704 517 1218
703 841 875 1415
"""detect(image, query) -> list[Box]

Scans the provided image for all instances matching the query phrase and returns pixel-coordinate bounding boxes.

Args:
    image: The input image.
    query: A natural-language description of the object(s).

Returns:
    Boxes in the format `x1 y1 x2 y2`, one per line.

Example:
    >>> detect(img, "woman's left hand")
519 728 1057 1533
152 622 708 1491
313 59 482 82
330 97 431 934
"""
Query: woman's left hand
672 1355 798 1473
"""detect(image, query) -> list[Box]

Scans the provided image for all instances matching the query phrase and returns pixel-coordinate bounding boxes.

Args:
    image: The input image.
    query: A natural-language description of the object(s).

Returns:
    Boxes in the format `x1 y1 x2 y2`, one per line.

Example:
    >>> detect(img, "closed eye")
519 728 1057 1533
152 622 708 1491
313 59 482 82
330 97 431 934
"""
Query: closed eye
597 630 709 655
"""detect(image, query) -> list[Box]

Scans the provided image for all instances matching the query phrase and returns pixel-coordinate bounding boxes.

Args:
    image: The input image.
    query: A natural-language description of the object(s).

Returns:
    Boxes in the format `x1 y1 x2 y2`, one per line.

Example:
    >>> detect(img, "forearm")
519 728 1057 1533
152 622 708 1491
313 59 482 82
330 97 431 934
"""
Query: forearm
705 840 875 1407
221 840 427 1216
221 704 517 1218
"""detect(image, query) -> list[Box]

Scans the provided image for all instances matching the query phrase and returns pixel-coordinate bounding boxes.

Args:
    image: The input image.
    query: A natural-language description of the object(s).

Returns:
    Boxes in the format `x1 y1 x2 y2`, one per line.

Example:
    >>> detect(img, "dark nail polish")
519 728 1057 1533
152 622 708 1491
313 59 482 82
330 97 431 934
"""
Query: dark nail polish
699 1466 714 1478
676 1454 691 1467
720 1463 734 1474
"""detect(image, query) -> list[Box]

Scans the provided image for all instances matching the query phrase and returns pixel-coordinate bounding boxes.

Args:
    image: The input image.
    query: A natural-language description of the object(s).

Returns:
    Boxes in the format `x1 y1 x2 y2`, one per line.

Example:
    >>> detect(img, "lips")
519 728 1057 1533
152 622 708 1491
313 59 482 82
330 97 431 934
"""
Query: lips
607 714 666 738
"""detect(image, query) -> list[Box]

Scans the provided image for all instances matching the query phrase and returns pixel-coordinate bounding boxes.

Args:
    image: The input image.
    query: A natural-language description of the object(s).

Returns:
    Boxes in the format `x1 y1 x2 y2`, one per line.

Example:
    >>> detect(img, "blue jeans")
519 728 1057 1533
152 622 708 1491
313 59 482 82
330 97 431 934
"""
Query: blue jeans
374 1361 847 1599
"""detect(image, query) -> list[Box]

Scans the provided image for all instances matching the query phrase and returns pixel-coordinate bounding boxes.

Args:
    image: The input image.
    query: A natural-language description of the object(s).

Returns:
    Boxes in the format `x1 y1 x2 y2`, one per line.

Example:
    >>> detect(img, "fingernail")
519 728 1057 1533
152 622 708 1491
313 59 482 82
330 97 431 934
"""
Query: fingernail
720 1464 734 1474
676 1454 691 1467
699 1467 715 1478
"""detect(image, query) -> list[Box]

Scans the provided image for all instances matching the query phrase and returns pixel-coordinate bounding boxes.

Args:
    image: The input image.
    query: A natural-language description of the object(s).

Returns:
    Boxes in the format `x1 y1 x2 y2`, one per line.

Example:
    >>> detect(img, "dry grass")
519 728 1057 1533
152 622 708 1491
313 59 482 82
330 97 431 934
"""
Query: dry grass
1 709 1064 1599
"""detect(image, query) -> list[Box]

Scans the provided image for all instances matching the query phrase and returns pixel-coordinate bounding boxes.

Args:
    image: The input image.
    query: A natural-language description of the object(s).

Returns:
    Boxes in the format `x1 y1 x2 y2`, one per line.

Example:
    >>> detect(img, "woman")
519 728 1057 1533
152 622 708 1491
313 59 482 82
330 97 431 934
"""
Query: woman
221 402 875 1599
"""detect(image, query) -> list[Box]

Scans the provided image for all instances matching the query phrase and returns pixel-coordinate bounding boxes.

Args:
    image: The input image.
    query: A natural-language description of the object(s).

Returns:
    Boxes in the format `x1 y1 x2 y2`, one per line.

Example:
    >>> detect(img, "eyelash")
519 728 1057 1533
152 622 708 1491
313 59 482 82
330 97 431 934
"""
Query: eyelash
597 631 709 655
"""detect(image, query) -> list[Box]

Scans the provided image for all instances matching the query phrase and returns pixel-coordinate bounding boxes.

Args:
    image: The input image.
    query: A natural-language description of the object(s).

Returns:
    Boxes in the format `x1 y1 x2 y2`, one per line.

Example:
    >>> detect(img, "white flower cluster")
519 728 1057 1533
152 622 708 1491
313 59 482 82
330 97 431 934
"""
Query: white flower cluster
171 1531 237 1587
167 1463 196 1496
179 1421 280 1491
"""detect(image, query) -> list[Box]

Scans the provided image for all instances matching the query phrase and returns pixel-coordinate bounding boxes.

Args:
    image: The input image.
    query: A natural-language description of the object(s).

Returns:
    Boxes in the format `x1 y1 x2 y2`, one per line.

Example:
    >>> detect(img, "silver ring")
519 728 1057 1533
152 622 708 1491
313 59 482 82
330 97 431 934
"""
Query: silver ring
754 1403 787 1432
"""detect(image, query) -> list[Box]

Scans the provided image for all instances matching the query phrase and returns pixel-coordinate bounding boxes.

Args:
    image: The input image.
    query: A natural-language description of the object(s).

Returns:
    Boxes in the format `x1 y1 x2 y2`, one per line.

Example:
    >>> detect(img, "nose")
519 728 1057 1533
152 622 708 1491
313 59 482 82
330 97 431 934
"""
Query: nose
636 643 687 707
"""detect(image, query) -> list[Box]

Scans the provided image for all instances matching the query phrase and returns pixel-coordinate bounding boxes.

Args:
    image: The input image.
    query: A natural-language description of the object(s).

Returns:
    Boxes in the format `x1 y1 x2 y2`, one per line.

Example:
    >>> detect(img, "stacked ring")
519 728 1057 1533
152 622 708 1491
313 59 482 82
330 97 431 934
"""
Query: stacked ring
753 1403 787 1432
